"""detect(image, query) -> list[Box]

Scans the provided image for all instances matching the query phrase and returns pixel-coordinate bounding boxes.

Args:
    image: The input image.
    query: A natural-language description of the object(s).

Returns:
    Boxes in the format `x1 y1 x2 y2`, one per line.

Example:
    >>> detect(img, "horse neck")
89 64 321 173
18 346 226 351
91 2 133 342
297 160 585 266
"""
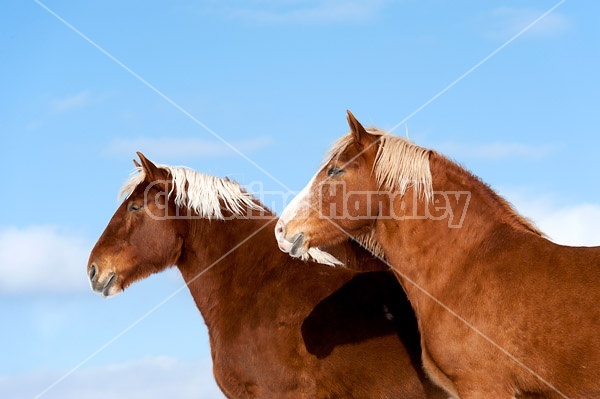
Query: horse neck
175 208 280 331
430 153 541 234
377 152 538 288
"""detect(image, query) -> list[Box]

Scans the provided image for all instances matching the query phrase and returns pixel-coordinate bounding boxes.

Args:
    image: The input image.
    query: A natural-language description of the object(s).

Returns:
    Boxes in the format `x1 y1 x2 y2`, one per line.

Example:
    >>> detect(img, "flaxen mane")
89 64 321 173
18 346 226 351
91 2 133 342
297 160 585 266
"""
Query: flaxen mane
375 134 541 237
120 165 264 219
323 129 431 257
354 230 386 260
324 129 433 201
325 128 543 248
120 165 344 266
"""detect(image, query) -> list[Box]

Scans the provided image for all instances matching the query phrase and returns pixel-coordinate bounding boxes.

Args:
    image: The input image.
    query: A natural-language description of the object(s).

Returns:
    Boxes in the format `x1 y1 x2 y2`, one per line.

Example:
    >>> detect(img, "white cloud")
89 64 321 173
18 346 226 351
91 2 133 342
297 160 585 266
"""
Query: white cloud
437 141 553 160
0 226 91 294
485 7 571 40
0 356 224 399
504 192 600 246
220 0 389 24
50 91 92 113
106 136 271 158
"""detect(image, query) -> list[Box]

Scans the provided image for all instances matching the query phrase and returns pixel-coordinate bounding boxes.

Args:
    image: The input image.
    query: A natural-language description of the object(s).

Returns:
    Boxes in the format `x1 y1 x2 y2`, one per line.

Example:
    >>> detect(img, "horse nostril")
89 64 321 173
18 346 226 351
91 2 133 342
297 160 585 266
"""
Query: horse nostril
289 233 305 258
89 263 97 280
275 220 286 240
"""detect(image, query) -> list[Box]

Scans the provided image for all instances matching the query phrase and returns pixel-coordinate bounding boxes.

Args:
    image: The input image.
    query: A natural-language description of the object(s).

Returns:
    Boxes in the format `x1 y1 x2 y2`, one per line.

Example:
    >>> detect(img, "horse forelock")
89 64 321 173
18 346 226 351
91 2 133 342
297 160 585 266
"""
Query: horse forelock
119 167 146 201
118 165 266 220
322 133 356 167
322 128 383 167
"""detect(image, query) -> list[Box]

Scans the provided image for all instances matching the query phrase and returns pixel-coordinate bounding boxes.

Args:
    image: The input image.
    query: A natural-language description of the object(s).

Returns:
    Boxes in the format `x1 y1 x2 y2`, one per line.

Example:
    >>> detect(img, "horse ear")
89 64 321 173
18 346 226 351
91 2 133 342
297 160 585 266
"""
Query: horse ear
346 110 376 147
136 152 168 183
133 159 141 168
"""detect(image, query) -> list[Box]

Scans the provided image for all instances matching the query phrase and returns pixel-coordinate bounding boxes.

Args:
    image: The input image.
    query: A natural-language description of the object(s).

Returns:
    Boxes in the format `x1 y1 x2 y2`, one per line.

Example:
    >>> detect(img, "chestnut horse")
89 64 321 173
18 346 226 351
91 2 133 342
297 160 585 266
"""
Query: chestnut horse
275 112 600 399
88 153 447 399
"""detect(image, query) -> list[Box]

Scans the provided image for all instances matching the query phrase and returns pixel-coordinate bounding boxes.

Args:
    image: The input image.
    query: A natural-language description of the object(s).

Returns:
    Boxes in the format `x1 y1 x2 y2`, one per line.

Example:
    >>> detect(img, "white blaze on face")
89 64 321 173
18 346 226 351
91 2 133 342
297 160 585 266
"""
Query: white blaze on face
277 173 343 267
279 173 317 227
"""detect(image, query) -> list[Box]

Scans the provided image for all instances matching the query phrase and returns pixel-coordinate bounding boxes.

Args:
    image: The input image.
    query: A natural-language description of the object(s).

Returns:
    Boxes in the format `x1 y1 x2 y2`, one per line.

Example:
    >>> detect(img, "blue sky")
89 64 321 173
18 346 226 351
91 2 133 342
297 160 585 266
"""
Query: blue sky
1 0 599 397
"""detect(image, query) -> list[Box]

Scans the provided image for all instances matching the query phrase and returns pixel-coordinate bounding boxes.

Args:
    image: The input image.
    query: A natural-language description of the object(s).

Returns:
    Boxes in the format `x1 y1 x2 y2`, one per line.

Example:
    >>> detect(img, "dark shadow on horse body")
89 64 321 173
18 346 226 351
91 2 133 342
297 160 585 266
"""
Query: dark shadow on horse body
302 270 444 399
302 270 419 363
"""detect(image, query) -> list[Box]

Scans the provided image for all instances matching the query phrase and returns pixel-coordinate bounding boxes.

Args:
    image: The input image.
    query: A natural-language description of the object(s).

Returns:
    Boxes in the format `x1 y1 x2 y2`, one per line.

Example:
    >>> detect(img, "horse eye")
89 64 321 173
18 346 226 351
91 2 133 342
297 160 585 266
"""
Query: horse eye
327 165 344 177
128 202 143 212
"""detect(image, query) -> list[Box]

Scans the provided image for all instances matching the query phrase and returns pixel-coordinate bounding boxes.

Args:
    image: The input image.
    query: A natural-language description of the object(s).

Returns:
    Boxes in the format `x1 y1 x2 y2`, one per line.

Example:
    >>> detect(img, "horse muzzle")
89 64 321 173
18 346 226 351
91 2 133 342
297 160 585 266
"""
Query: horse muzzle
88 262 120 297
275 219 308 258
